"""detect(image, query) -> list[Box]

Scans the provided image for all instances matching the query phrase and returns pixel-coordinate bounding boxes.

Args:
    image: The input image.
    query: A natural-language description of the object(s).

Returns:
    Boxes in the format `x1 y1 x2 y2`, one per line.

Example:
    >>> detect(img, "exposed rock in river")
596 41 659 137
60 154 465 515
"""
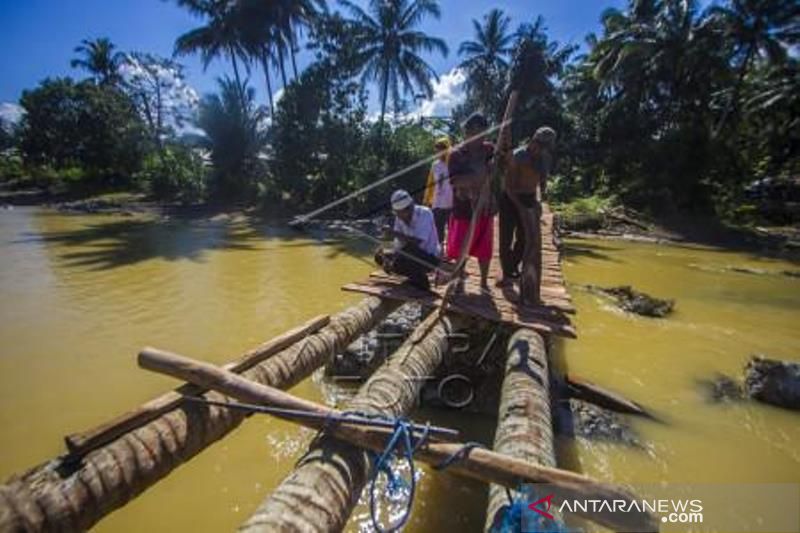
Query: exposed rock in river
554 398 645 448
697 373 745 402
326 302 424 379
586 285 675 317
744 356 800 411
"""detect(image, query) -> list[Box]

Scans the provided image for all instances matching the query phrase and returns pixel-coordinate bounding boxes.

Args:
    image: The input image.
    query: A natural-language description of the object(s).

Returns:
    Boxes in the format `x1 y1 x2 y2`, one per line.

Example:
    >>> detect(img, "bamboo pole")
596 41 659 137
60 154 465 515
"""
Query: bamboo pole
0 297 396 533
137 342 658 532
485 329 556 531
240 311 465 532
65 314 331 456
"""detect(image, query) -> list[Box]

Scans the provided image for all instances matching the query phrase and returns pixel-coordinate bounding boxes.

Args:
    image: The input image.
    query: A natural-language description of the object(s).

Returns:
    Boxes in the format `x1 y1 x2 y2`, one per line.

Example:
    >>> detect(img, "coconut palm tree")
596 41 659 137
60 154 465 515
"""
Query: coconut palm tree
172 0 249 106
273 0 327 79
341 0 448 126
707 0 800 132
70 37 124 85
458 9 514 75
235 0 325 114
197 77 269 199
590 1 660 89
235 0 280 114
456 9 513 119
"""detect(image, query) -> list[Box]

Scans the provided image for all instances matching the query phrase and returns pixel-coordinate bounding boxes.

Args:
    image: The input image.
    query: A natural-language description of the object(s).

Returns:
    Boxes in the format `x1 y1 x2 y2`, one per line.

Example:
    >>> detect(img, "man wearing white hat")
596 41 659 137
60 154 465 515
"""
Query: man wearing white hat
375 189 440 290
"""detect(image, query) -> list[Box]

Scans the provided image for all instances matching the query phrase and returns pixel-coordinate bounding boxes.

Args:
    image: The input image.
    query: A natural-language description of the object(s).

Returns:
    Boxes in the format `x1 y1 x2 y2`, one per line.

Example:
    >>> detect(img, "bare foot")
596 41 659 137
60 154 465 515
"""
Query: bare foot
495 277 513 288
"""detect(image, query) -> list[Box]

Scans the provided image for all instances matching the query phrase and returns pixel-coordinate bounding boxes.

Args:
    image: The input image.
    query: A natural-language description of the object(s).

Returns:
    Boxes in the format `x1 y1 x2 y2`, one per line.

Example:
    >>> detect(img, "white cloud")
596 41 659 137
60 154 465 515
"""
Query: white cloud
119 55 200 135
273 87 285 105
0 103 24 125
407 67 466 120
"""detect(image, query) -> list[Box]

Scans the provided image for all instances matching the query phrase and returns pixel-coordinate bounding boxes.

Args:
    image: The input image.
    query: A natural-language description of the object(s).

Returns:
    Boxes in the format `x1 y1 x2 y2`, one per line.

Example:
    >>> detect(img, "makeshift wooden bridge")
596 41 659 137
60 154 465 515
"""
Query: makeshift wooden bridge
344 203 576 338
0 207 657 533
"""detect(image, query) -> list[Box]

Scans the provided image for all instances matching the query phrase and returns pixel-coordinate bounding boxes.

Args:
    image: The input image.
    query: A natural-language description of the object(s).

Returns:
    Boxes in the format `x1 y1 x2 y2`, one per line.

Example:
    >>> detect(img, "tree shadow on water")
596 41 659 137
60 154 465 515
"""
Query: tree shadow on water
17 216 266 271
16 213 378 271
562 241 622 263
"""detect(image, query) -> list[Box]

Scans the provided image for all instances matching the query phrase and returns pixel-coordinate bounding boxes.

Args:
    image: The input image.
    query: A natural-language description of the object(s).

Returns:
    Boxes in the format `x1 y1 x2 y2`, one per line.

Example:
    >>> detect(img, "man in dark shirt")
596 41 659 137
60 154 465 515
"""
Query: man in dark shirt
497 127 556 303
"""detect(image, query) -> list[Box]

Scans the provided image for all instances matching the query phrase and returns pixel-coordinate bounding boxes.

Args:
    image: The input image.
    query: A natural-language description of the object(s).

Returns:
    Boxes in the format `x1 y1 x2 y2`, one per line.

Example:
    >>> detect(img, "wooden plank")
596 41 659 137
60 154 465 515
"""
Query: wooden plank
350 202 577 337
342 283 576 338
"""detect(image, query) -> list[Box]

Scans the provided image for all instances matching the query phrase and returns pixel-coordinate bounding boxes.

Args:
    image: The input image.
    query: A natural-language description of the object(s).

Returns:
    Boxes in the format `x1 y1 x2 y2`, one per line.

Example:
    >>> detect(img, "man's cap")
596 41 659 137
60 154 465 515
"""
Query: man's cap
391 189 414 211
532 126 557 148
463 112 488 131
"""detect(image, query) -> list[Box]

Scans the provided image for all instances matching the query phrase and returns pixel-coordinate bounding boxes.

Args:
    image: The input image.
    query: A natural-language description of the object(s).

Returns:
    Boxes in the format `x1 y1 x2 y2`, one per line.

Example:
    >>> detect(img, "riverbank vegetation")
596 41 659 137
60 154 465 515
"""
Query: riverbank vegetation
1 0 797 226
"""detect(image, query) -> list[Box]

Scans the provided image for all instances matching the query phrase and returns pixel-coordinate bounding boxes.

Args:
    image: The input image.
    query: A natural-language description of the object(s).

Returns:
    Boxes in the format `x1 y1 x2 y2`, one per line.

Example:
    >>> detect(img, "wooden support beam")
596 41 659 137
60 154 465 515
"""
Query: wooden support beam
137 348 459 443
0 297 397 533
566 374 653 418
240 311 465 533
485 329 556 531
137 337 658 533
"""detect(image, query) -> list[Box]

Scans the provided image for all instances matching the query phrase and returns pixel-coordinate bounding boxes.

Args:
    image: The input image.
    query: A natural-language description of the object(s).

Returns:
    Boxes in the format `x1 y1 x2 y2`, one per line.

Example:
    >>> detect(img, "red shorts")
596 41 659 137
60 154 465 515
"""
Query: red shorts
446 215 494 261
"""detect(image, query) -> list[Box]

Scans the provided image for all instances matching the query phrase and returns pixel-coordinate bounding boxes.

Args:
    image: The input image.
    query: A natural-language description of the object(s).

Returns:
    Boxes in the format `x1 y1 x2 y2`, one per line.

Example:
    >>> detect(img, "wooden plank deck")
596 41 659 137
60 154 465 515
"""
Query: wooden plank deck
343 204 576 338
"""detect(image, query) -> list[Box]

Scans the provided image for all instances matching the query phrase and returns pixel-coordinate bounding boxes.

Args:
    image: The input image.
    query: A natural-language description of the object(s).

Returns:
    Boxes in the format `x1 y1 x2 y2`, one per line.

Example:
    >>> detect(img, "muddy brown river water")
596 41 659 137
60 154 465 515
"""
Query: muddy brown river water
0 207 797 531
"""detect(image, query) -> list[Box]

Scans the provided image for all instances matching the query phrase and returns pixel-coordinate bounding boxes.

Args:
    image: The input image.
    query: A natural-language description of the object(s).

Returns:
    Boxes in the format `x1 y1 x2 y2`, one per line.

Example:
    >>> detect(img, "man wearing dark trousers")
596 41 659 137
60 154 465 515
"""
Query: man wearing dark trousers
497 127 556 303
375 189 440 291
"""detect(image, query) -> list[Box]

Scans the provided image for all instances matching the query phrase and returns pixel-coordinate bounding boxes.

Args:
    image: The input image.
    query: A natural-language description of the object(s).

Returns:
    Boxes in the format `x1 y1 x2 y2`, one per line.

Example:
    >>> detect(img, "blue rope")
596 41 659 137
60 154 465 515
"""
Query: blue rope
492 485 573 533
433 441 486 470
368 417 429 533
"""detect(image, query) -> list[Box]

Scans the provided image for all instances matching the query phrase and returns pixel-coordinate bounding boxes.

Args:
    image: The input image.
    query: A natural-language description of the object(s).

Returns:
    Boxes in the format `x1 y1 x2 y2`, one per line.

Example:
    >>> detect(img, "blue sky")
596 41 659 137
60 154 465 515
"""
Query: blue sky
0 0 627 114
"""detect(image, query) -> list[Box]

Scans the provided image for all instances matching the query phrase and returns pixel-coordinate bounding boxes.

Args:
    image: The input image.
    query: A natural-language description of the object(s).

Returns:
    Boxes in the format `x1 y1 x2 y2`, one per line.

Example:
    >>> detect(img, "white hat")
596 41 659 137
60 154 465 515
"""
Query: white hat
391 189 413 211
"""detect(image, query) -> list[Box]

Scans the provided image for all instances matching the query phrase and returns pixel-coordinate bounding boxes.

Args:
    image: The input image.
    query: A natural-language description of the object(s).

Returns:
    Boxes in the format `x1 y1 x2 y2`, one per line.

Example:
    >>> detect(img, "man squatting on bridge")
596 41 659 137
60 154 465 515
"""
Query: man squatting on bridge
374 189 441 291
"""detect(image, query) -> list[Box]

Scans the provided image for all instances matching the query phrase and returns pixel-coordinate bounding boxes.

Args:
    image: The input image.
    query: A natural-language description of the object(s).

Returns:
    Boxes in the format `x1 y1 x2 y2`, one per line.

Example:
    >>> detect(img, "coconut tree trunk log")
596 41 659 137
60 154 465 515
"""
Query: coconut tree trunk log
485 329 556 531
239 312 464 532
0 297 396 533
138 346 658 533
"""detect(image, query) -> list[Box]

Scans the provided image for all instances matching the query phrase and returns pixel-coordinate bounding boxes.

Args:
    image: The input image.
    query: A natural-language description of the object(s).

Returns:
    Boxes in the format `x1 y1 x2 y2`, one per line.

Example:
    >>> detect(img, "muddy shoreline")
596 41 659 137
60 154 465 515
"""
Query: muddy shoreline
3 184 798 260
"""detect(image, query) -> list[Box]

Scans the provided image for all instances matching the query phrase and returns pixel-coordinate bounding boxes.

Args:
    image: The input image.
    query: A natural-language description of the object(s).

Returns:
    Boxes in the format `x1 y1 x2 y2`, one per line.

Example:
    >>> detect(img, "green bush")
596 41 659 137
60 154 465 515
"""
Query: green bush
136 146 207 203
547 174 585 202
18 77 146 187
0 151 24 183
555 195 615 231
21 164 87 192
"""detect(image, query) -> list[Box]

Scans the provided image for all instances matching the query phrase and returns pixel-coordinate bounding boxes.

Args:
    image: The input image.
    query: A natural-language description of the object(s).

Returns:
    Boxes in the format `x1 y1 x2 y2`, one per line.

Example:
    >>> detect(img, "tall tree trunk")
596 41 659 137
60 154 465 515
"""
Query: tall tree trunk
379 70 390 139
277 43 288 88
290 32 299 80
260 51 275 117
0 297 398 532
484 329 556 531
229 47 246 106
714 42 756 137
240 312 467 532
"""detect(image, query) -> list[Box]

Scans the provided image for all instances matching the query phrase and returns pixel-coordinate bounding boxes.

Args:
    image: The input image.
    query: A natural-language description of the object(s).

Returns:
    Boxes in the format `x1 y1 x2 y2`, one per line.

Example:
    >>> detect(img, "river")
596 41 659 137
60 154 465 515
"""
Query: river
0 207 798 531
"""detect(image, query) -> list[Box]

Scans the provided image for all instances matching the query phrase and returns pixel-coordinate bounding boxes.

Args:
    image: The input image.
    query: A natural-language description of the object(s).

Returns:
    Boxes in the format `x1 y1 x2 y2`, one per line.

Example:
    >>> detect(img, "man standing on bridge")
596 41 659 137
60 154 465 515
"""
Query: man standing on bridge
496 126 557 303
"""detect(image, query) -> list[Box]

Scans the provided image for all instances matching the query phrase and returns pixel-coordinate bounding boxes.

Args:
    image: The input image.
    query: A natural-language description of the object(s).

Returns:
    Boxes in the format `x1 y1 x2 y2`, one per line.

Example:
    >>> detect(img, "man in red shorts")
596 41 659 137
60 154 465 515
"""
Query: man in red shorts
446 112 495 292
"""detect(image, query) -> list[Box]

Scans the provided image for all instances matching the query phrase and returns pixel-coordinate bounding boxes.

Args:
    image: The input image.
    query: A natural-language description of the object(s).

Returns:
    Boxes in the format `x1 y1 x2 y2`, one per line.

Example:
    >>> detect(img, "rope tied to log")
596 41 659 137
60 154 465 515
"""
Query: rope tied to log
368 416 430 533
432 441 487 470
